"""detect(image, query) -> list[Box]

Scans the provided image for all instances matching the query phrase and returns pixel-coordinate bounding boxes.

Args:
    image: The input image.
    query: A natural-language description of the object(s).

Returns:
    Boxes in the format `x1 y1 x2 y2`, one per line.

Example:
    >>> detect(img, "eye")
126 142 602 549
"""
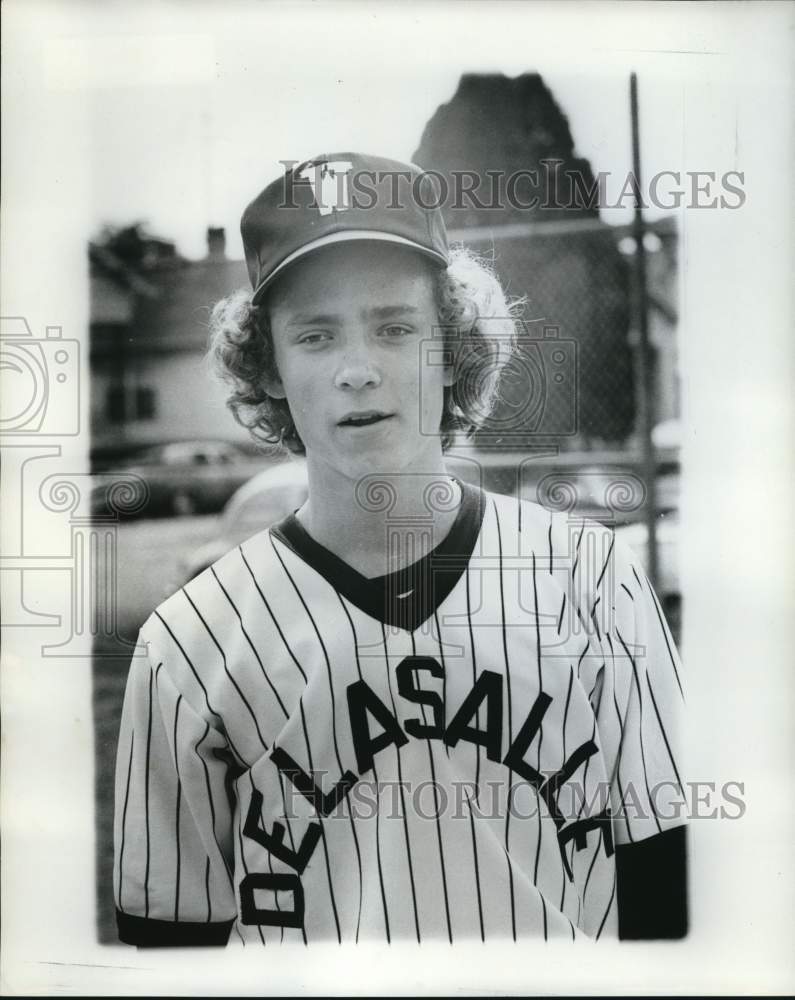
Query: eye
297 331 332 346
380 324 413 339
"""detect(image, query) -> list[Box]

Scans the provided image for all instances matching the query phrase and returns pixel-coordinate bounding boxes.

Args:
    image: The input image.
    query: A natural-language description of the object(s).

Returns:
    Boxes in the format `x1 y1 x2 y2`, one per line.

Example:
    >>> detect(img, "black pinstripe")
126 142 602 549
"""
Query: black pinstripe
596 872 616 939
532 553 543 766
204 856 211 922
591 601 602 643
645 673 684 793
433 610 450 760
195 722 235 889
576 640 590 679
462 561 487 938
594 535 615 593
375 619 421 943
616 627 662 836
409 631 453 944
571 523 586 579
464 793 485 941
607 627 632 843
534 794 545 940
118 730 135 910
559 666 575 914
587 673 602 710
612 684 632 844
173 695 182 922
562 667 574 761
143 668 154 918
582 828 603 904
464 565 482 800
329 593 367 942
531 551 547 939
493 501 517 941
557 592 567 633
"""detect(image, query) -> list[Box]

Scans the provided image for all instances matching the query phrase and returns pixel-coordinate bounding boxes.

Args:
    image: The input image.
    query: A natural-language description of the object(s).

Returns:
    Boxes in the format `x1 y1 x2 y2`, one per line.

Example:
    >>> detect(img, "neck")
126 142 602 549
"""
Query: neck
297 449 461 578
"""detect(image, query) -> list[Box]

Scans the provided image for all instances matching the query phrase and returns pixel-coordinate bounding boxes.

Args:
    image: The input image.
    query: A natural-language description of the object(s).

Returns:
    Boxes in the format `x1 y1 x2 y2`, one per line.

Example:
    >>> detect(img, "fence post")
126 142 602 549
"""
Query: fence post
630 71 659 588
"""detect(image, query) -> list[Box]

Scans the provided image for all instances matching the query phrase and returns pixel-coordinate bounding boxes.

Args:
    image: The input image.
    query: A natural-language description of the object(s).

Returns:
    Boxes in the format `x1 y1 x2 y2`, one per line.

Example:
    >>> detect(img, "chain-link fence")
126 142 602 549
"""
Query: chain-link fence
454 218 677 451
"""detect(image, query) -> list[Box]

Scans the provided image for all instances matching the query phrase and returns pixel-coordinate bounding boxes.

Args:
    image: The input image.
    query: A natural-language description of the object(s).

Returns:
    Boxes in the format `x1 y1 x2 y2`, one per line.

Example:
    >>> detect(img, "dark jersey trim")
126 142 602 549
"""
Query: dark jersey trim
616 824 689 939
271 479 486 632
116 910 234 947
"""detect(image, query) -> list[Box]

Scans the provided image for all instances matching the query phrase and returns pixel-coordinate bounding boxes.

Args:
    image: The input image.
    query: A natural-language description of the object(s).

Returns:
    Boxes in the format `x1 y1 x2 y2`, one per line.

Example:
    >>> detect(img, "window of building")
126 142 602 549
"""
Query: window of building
106 385 157 423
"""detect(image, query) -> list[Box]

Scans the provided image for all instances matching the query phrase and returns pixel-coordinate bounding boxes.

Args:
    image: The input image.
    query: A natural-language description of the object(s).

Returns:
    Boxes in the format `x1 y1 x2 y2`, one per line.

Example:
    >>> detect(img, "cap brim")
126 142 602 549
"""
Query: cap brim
252 230 449 304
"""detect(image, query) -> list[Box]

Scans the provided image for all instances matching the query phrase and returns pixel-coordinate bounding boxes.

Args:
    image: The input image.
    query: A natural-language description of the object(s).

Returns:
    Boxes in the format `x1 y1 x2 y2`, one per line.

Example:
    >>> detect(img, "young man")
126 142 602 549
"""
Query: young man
113 153 687 946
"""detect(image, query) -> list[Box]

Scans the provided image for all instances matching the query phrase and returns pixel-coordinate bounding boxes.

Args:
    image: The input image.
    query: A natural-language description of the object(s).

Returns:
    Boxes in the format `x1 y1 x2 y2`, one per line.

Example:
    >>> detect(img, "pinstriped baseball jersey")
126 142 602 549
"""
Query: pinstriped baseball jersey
113 482 685 945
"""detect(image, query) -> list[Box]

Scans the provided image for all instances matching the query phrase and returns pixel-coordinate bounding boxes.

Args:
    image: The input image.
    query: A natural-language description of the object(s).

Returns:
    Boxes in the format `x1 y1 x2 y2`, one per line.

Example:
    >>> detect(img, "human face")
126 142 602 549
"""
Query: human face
266 242 453 484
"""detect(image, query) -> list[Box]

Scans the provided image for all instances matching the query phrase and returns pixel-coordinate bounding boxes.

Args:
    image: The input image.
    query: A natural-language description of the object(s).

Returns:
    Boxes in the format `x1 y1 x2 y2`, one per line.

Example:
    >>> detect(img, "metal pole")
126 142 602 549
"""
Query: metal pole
630 72 659 587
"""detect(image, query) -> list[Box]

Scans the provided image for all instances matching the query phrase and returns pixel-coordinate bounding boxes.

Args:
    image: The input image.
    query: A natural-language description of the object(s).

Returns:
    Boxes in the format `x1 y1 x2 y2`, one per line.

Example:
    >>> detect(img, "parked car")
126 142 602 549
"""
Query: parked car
91 440 268 519
181 458 309 580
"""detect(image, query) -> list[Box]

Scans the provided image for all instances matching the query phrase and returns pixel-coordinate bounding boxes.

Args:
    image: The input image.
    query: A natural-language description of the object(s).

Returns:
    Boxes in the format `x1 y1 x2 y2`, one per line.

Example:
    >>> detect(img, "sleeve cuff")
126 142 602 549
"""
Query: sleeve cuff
616 825 689 940
116 910 235 947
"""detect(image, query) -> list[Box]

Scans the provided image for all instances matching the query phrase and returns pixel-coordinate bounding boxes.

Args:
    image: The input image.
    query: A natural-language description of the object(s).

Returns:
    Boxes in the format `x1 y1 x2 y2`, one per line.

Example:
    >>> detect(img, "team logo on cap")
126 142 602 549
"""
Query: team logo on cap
297 159 353 216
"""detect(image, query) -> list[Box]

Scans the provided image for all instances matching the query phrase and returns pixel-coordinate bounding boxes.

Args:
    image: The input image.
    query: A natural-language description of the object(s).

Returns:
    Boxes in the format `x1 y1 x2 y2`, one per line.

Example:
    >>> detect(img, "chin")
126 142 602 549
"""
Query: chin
344 443 419 482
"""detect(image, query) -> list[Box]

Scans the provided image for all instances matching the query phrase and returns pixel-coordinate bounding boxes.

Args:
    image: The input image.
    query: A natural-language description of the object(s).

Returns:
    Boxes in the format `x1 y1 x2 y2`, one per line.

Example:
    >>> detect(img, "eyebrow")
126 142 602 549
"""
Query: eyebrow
285 305 420 327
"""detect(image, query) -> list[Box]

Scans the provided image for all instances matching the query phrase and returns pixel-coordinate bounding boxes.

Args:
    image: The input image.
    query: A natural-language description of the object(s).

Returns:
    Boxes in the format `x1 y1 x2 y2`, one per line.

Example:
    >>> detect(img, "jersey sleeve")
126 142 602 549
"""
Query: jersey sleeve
589 529 688 937
113 631 238 946
600 533 685 845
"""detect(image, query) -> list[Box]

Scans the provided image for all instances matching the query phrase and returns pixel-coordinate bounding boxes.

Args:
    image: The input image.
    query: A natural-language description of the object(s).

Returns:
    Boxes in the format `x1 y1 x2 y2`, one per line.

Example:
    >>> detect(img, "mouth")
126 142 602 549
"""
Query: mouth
337 410 394 429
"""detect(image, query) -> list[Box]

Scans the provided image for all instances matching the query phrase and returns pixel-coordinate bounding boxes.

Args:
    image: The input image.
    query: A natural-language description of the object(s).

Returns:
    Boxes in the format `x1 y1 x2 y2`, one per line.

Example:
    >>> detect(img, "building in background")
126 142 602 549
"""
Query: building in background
89 226 250 464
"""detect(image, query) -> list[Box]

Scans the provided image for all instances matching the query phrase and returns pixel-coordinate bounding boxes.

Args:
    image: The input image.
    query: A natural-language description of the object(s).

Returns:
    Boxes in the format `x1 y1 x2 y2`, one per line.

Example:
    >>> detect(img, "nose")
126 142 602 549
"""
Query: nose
333 347 382 391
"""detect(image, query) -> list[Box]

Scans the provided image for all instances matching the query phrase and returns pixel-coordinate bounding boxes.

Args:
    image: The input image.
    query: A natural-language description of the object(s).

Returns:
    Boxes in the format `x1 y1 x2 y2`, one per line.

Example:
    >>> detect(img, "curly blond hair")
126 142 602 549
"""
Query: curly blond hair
208 245 521 453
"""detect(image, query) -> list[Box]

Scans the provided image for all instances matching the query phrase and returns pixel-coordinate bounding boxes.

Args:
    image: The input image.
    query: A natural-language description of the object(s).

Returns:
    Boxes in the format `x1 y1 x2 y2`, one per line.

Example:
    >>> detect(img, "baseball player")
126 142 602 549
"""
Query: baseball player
113 153 687 946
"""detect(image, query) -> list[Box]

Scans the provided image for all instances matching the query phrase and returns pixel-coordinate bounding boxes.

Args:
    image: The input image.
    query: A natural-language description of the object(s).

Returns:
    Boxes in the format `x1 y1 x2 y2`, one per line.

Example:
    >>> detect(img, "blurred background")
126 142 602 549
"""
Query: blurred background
90 53 683 941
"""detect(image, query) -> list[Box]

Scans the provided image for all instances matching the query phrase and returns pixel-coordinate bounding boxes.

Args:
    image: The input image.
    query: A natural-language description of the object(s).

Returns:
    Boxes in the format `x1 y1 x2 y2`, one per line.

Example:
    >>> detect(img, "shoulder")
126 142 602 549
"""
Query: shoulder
478 486 643 594
479 486 613 549
140 524 286 657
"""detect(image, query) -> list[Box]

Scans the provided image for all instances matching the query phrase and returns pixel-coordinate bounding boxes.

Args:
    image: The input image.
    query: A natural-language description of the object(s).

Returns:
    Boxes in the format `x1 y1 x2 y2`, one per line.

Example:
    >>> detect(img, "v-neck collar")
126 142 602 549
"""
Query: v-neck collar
270 479 486 632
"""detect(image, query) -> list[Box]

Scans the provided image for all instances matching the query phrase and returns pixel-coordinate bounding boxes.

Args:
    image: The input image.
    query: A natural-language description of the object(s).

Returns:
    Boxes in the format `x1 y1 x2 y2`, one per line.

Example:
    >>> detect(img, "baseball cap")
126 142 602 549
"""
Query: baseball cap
241 152 450 304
